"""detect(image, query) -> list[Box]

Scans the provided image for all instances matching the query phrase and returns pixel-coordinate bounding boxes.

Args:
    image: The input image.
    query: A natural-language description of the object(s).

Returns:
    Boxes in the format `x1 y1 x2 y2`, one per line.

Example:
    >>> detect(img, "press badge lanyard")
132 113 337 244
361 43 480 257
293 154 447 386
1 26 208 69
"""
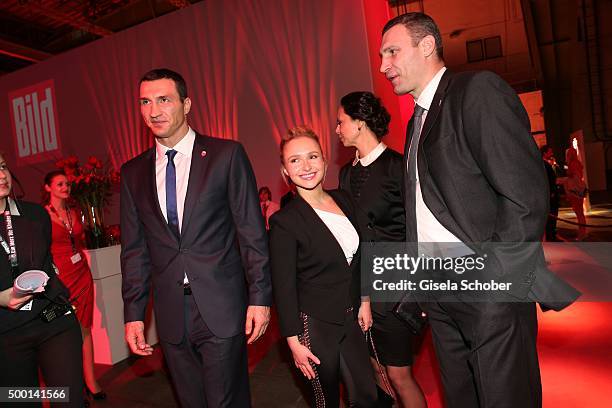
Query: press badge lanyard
2 203 35 311
47 204 77 254
1 207 19 275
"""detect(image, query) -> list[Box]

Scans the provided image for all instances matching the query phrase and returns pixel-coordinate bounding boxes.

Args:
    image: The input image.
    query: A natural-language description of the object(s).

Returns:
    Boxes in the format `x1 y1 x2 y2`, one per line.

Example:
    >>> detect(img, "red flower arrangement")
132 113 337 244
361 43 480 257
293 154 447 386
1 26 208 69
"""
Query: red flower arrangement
55 155 120 209
55 155 120 248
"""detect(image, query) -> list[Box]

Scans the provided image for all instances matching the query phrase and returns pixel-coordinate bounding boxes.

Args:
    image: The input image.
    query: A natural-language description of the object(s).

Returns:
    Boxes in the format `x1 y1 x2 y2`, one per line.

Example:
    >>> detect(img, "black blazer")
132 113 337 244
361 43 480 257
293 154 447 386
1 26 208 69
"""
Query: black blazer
406 70 579 309
339 148 405 243
0 200 68 334
120 134 272 342
269 190 362 337
339 148 406 310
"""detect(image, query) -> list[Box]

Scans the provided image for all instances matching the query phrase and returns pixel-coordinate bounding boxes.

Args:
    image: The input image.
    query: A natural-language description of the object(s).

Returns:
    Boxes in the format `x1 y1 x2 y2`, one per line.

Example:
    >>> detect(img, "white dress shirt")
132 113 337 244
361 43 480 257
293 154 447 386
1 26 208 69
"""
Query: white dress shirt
155 127 195 283
411 67 472 257
314 209 359 265
155 128 195 233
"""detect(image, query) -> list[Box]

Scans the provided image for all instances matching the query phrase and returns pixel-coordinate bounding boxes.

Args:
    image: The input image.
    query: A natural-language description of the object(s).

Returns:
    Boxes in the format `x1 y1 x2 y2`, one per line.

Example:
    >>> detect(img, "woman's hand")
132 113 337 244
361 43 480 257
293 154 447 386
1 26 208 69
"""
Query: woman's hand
287 336 320 380
358 300 373 333
0 288 33 309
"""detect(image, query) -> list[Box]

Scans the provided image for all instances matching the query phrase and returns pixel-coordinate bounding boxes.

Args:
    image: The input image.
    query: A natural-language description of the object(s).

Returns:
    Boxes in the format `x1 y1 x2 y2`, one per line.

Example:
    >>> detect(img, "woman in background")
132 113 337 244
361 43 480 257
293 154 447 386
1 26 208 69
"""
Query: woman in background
258 186 280 230
1 153 83 408
43 170 105 400
269 127 378 407
337 91 426 407
564 147 587 241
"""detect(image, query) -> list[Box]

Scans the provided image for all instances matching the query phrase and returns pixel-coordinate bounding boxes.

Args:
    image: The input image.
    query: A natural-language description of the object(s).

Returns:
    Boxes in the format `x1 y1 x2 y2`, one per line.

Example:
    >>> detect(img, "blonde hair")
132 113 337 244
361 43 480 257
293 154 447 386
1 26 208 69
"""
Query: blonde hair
279 126 326 186
279 126 322 163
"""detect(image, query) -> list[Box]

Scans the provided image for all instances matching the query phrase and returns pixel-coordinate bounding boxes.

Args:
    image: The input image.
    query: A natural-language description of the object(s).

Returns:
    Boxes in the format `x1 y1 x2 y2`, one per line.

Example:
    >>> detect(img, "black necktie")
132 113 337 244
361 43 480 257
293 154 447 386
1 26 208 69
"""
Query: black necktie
165 149 180 239
405 104 425 244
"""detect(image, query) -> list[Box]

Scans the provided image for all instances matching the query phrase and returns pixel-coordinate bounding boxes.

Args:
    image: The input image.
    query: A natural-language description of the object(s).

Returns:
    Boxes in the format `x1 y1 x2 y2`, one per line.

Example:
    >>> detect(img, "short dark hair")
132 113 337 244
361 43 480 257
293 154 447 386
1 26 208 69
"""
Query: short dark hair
340 91 391 140
382 12 443 59
140 68 188 101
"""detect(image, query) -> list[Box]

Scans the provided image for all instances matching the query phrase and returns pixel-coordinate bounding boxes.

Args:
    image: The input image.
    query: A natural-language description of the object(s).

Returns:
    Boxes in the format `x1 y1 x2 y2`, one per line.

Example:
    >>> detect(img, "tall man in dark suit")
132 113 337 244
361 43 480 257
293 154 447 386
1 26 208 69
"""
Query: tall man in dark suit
120 68 272 407
379 13 579 408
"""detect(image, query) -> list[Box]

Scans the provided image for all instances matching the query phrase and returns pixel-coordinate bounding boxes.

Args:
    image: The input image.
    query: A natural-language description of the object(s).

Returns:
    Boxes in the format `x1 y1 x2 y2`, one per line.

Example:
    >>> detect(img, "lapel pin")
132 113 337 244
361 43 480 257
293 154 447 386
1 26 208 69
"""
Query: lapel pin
201 150 207 158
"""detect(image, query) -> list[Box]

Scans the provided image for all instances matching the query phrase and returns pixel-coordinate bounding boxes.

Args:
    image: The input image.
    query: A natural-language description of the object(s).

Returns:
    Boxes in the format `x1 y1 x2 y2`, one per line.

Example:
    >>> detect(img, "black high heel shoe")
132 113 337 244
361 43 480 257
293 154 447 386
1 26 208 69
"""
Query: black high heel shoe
85 387 107 400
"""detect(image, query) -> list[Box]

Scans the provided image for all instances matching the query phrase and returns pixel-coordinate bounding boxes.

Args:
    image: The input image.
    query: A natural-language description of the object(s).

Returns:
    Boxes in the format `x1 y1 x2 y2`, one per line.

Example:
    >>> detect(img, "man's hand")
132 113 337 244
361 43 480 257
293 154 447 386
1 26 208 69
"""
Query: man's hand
0 288 33 310
125 320 153 355
245 305 271 344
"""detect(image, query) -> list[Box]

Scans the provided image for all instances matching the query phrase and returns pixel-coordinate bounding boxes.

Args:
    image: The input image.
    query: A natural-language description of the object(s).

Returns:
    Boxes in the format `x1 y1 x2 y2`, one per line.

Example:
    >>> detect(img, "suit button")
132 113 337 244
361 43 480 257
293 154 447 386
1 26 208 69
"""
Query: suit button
176 280 182 286
367 223 374 230
181 248 189 253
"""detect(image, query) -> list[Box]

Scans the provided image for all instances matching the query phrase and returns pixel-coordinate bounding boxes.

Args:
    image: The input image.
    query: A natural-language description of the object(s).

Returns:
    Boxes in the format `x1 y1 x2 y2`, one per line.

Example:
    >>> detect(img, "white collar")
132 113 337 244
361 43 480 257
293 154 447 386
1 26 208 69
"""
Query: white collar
352 142 387 167
416 66 447 111
3 197 21 216
155 127 196 160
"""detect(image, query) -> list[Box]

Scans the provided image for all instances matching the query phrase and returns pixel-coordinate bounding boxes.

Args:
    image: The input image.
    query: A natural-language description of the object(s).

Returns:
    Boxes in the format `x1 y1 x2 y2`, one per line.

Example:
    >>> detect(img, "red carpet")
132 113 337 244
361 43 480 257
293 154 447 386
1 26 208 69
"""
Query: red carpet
249 296 612 407
409 242 612 407
411 302 612 407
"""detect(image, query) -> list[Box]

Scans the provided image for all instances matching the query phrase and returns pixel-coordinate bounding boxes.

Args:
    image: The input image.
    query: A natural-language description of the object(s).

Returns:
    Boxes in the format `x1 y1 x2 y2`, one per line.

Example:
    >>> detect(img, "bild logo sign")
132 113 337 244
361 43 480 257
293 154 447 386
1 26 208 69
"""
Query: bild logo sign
9 80 61 164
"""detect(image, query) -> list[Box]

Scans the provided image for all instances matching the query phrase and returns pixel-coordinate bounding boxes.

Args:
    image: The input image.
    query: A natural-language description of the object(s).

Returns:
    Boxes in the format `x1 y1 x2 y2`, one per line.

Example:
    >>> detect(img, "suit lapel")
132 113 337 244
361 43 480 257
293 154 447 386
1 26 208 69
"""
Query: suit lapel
416 70 471 243
419 69 452 146
181 135 211 238
331 191 361 268
145 148 178 242
295 194 353 267
329 190 359 236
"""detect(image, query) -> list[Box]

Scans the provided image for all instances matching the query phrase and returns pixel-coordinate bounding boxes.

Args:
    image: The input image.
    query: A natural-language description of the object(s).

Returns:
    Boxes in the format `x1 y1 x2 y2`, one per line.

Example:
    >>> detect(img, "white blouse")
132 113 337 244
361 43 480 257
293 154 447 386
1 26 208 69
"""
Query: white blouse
314 209 359 264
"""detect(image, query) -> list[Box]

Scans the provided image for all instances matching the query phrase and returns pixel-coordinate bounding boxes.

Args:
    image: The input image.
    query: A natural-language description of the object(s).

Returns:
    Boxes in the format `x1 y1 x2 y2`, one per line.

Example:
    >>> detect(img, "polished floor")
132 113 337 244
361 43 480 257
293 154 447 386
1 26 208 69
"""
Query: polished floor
85 203 612 407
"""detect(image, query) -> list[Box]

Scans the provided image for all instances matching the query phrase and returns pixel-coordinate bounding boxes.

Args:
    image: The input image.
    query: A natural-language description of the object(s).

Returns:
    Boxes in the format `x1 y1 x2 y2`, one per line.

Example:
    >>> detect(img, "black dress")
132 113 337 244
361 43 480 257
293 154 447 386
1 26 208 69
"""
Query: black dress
339 147 415 366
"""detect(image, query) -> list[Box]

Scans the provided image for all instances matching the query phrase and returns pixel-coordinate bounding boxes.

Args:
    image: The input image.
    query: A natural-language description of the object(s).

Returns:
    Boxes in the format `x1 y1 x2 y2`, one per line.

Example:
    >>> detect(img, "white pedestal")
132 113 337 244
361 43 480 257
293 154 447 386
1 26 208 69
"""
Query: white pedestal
84 245 158 365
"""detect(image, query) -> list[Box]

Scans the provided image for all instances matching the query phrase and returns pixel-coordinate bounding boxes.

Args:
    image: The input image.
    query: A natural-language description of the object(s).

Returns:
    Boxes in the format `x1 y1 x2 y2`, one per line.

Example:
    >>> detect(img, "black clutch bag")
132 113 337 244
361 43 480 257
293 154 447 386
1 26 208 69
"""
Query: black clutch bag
392 293 428 336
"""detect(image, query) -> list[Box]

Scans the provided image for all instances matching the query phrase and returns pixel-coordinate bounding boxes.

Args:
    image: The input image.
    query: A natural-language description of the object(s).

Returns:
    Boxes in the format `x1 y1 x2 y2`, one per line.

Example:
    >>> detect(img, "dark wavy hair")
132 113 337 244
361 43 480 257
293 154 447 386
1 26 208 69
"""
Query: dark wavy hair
340 91 391 140
42 169 67 204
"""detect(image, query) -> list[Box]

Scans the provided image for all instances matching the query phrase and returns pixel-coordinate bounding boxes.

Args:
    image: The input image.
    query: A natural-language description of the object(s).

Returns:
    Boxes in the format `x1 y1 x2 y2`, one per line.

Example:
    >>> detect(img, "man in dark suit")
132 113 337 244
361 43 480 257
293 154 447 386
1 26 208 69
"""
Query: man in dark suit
121 68 272 407
379 13 579 408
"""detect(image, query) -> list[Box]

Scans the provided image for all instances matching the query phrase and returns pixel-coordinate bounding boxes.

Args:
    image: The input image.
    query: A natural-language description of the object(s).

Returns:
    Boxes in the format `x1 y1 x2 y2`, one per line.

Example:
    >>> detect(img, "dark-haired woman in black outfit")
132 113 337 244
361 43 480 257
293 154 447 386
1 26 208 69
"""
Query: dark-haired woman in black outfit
337 92 426 407
0 153 84 408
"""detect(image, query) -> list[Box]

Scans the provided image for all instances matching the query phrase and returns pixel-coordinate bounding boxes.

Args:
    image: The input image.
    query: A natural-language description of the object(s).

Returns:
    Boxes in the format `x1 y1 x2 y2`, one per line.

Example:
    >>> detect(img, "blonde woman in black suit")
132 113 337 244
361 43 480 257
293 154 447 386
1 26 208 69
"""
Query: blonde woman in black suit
269 127 379 407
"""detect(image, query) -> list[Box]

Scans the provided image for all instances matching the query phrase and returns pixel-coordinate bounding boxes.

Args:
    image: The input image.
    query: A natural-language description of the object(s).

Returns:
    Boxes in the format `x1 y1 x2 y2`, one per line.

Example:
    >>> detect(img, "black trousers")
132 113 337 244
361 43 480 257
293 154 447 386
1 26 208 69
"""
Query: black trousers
301 312 378 408
421 300 541 408
0 311 84 408
160 293 250 408
545 196 560 241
